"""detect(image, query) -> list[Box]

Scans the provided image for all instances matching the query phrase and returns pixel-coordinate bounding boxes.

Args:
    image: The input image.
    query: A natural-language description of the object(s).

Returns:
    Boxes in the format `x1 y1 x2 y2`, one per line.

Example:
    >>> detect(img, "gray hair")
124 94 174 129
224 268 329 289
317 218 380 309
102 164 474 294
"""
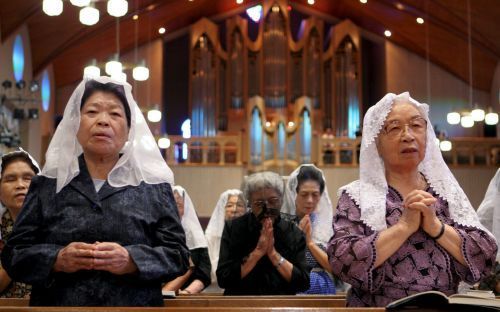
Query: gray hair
242 171 284 202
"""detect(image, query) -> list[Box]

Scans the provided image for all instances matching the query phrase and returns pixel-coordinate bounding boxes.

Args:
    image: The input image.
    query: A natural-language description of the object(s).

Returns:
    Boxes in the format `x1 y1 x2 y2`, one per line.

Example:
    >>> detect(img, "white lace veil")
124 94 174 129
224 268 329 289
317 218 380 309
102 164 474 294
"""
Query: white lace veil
173 185 208 250
477 169 500 259
283 164 333 246
205 189 244 283
0 148 41 224
41 76 174 192
339 92 489 233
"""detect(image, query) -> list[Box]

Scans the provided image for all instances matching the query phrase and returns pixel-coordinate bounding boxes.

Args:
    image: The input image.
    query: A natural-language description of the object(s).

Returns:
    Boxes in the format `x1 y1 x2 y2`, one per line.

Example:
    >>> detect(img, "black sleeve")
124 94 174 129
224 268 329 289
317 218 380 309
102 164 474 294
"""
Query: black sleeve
216 220 243 289
286 226 310 292
182 247 212 289
125 183 190 282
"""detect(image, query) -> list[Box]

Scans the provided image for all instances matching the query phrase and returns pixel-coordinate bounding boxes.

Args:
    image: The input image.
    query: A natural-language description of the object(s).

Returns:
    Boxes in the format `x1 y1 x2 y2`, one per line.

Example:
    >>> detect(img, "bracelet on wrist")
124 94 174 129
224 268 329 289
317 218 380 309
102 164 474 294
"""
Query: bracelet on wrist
275 255 285 268
430 221 445 240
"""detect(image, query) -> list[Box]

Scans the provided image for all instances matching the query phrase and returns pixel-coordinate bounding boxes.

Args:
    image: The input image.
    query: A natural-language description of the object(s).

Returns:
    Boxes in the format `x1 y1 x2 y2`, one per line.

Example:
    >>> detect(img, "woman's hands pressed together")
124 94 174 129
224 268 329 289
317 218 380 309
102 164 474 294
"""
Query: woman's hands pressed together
298 215 312 244
403 190 440 237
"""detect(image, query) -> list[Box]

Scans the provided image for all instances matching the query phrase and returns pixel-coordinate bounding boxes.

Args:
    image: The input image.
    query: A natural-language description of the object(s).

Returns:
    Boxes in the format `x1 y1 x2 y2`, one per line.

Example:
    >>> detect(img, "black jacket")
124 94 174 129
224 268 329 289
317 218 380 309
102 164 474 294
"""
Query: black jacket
1 155 189 306
217 212 309 295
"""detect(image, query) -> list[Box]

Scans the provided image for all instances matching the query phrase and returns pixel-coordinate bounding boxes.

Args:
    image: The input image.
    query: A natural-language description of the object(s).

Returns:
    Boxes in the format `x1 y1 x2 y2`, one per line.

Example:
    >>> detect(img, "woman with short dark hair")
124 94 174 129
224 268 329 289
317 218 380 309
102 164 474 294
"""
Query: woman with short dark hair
2 77 189 306
284 164 335 294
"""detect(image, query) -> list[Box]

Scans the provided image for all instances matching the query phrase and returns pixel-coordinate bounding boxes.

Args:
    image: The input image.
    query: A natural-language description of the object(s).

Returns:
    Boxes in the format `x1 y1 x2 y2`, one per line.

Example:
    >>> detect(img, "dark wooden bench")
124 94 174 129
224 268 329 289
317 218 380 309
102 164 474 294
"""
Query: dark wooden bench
164 298 346 307
0 298 346 308
0 307 385 312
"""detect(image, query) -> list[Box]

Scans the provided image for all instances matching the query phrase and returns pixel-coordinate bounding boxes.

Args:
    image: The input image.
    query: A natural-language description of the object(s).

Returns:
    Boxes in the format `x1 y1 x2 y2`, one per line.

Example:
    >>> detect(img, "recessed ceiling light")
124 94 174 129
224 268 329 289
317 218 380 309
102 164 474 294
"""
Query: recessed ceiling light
307 0 315 5
384 30 392 37
416 17 424 24
360 0 367 3
158 27 166 34
395 3 404 10
236 0 243 4
132 14 138 20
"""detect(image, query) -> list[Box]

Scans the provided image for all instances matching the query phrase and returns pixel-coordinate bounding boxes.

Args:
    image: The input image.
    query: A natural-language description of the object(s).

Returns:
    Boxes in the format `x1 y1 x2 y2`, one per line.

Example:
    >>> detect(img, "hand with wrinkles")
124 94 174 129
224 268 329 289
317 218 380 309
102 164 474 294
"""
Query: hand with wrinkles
93 242 137 275
53 242 96 273
53 241 137 275
404 189 440 236
255 217 273 258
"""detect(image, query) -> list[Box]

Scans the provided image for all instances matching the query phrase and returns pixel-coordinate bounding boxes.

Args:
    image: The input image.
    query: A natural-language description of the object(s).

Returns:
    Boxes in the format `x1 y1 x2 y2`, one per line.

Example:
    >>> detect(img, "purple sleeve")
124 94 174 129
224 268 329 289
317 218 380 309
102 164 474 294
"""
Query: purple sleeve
327 191 385 293
450 224 497 284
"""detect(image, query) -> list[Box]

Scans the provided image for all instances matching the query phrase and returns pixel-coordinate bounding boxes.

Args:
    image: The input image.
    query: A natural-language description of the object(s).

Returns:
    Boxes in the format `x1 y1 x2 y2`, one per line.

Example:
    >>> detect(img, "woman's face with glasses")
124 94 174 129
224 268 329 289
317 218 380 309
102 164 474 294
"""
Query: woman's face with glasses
249 187 282 223
377 102 427 172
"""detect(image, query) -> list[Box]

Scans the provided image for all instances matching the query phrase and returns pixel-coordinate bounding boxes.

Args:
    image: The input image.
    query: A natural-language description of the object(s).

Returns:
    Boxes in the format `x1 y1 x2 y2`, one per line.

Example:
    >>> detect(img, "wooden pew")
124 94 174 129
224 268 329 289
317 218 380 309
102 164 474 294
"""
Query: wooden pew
0 308 385 312
176 294 347 299
164 298 346 307
0 298 346 308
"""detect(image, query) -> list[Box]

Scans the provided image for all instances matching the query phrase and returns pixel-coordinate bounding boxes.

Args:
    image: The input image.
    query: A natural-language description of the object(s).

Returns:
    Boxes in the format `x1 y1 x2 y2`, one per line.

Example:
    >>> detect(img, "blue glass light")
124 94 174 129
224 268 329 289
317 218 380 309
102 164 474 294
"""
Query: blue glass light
12 35 25 82
41 70 51 112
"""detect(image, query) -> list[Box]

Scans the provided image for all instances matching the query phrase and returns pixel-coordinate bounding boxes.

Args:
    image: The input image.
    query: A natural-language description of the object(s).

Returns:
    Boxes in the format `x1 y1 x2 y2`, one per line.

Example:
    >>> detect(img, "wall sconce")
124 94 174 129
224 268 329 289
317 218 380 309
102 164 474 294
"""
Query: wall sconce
2 80 12 89
28 108 39 119
15 80 26 90
29 80 40 92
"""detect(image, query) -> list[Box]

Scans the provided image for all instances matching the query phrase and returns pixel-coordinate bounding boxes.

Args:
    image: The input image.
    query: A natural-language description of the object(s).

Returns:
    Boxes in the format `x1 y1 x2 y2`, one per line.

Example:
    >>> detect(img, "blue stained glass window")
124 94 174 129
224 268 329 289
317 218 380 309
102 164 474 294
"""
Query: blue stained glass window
12 35 25 82
41 70 51 112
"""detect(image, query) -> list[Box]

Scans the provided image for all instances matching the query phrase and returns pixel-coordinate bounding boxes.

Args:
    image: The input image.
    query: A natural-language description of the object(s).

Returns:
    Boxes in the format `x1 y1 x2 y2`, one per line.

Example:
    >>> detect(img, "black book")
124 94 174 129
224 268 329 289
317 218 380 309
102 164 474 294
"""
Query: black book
386 290 500 312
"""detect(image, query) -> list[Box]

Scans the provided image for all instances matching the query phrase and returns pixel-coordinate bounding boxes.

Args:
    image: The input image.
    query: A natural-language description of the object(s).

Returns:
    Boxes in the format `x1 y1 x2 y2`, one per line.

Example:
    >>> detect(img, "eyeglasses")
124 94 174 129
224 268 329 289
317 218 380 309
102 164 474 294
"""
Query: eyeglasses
382 117 427 138
250 197 281 209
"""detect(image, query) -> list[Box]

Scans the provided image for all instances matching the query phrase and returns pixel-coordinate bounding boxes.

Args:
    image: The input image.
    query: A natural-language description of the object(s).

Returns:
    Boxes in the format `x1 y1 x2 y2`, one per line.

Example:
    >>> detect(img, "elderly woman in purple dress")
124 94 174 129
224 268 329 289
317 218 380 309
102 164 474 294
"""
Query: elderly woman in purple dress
327 92 497 307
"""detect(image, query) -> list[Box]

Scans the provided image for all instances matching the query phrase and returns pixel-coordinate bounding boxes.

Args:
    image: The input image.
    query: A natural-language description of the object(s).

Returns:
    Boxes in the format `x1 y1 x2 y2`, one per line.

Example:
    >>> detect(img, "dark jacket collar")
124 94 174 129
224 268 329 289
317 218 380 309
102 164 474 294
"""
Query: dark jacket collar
68 155 127 208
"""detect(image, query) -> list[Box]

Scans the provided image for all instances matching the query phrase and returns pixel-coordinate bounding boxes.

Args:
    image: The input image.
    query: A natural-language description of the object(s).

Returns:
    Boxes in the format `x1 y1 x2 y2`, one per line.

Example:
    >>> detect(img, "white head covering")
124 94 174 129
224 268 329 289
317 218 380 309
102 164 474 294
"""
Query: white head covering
0 148 40 174
283 164 333 246
339 92 489 233
172 185 208 250
205 189 244 283
0 148 41 227
41 76 174 193
477 169 500 259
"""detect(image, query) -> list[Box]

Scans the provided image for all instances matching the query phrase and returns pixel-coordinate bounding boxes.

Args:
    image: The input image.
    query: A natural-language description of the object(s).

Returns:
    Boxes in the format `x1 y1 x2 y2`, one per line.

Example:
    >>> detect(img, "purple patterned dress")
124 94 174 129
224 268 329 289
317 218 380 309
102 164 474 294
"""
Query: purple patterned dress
327 186 497 307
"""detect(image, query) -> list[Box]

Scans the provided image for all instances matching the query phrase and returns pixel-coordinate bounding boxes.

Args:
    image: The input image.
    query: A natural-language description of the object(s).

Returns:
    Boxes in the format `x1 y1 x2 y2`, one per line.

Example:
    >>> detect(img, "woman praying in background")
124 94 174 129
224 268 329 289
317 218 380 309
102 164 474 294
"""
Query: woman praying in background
205 189 246 283
217 172 309 295
284 164 336 294
2 77 189 306
163 185 211 294
328 92 497 307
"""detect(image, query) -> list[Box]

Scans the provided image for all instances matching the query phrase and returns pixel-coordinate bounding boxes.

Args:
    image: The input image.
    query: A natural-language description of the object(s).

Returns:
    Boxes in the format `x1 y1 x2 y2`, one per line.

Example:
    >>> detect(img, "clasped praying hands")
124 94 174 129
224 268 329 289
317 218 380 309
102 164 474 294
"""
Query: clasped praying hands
54 242 137 275
255 217 276 258
400 189 441 237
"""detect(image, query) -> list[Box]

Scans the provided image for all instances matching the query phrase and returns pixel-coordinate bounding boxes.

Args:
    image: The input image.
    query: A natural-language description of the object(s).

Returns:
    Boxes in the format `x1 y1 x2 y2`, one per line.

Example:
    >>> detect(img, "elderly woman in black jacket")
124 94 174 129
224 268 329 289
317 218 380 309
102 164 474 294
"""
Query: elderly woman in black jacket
217 171 309 295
